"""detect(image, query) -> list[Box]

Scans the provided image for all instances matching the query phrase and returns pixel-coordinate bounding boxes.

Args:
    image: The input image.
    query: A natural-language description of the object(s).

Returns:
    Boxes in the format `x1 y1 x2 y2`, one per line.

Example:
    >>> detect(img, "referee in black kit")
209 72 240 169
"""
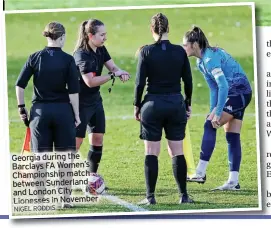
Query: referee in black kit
73 18 130 186
15 22 81 153
134 13 194 205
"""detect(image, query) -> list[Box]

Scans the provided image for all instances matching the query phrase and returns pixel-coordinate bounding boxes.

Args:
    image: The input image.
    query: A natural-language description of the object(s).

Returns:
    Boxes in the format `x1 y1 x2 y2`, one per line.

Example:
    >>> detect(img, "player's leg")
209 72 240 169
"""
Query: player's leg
76 138 84 151
165 94 193 203
189 108 234 183
72 106 89 192
137 95 163 205
213 93 252 191
87 102 105 174
137 140 161 205
87 133 103 173
211 118 242 191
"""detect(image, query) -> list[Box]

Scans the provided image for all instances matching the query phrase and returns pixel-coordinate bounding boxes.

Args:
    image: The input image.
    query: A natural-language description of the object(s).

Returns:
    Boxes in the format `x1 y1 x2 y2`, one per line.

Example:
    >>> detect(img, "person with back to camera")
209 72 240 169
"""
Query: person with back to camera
183 26 252 191
134 13 194 205
16 21 80 155
15 21 81 208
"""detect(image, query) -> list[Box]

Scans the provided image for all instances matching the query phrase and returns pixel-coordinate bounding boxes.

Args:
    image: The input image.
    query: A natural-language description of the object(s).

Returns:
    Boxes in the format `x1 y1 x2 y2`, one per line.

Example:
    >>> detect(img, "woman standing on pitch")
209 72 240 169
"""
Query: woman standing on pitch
16 21 81 153
73 19 130 180
134 13 193 205
183 26 252 190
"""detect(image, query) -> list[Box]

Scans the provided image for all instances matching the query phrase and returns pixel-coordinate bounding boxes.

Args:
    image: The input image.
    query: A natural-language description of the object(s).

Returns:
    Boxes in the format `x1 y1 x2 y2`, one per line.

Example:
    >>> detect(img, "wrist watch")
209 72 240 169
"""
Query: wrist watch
18 104 25 108
108 71 115 80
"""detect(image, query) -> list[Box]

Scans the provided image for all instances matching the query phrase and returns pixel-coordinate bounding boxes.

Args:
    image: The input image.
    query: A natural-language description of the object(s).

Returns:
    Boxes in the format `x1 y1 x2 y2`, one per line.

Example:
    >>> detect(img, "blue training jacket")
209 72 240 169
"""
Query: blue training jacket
196 47 252 117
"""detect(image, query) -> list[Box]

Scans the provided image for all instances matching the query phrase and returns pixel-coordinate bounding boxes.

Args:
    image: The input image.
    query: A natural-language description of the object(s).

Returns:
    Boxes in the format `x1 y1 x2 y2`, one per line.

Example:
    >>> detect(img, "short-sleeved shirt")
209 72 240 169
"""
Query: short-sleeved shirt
73 46 111 106
15 46 80 104
196 47 252 116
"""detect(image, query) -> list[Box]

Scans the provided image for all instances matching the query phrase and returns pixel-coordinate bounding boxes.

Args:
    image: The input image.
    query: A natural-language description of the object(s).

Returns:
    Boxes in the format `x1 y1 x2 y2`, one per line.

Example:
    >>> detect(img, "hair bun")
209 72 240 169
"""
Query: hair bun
192 26 201 34
43 22 65 40
192 26 199 31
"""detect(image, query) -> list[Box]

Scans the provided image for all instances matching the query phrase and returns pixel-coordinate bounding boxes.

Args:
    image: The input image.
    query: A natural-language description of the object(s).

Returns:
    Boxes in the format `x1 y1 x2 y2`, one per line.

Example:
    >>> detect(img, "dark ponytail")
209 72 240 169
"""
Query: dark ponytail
184 26 210 50
151 13 169 44
74 19 104 53
74 20 88 52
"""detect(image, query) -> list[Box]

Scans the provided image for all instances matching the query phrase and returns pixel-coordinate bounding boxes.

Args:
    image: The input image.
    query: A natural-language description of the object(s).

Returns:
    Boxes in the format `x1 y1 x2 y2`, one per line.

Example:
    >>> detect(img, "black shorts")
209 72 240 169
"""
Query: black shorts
76 101 105 138
140 94 187 141
29 103 76 153
223 93 252 120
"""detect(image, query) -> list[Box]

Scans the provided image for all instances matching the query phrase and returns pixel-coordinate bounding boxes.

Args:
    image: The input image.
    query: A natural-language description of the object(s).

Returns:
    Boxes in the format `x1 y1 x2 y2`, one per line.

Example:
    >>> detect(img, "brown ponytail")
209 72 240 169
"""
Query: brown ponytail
184 26 210 50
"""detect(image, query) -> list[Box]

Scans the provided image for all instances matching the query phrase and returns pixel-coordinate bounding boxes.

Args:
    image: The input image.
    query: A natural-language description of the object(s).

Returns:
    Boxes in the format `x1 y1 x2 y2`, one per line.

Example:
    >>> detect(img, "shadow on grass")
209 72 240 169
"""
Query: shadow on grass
107 187 258 197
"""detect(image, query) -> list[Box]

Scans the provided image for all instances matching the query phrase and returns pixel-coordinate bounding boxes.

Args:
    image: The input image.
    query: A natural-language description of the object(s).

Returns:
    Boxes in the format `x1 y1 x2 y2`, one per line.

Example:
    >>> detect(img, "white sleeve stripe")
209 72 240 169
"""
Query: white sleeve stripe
211 68 224 79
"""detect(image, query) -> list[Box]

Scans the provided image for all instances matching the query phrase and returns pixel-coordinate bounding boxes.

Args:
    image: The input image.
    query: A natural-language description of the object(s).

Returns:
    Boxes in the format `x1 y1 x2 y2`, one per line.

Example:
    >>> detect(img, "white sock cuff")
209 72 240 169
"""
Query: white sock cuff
228 171 239 183
196 159 209 175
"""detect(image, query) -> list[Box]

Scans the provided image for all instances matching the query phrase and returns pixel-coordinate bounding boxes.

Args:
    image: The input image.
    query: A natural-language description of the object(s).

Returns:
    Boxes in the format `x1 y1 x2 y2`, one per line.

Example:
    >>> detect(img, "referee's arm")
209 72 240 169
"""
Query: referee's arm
15 55 33 106
134 49 147 107
67 59 81 121
181 53 193 109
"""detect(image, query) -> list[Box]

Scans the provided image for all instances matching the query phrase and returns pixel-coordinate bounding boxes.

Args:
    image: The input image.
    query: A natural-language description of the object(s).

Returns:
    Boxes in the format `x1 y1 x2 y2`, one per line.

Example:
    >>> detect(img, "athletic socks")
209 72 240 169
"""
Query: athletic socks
145 155 158 199
172 155 187 195
87 145 103 173
200 120 217 161
228 171 239 183
196 159 209 176
226 132 241 183
196 121 241 183
196 120 217 175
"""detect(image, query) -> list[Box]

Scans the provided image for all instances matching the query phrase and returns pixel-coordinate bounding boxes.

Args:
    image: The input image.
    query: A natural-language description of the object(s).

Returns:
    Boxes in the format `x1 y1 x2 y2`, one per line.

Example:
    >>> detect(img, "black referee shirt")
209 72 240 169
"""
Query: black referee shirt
73 46 111 106
16 46 80 104
134 40 193 107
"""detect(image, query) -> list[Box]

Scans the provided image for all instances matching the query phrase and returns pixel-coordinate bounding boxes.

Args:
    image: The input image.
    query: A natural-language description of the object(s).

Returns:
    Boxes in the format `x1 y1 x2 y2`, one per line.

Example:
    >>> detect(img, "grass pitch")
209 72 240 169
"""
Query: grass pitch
6 5 260 216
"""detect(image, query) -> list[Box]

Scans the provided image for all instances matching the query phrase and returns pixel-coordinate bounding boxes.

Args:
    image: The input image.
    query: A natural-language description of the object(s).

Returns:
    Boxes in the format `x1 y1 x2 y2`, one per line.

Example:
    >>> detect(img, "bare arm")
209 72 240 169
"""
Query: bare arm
69 93 80 124
16 86 25 105
82 72 112 88
16 86 29 124
104 59 130 82
104 59 120 73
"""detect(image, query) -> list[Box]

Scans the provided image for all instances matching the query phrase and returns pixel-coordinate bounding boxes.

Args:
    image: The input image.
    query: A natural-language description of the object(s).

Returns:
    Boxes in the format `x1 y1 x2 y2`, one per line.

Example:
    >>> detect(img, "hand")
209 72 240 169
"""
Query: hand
114 70 125 77
134 106 140 121
75 116 81 127
120 73 130 82
211 115 221 129
115 70 130 82
186 106 192 120
18 107 28 121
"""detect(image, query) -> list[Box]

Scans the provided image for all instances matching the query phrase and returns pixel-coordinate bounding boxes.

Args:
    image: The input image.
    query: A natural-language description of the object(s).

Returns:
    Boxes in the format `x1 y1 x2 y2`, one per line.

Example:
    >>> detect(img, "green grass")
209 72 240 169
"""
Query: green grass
4 0 271 26
6 6 260 216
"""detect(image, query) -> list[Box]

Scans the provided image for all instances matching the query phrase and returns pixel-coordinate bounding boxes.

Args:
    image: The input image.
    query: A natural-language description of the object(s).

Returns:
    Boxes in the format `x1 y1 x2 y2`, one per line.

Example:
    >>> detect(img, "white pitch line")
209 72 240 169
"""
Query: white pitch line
4 3 254 14
8 113 256 122
102 193 148 212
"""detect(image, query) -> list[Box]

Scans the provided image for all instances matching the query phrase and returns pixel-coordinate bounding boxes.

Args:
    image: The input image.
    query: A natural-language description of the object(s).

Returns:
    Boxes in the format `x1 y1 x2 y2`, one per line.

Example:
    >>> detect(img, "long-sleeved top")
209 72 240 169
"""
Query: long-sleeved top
134 40 193 108
197 47 252 117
